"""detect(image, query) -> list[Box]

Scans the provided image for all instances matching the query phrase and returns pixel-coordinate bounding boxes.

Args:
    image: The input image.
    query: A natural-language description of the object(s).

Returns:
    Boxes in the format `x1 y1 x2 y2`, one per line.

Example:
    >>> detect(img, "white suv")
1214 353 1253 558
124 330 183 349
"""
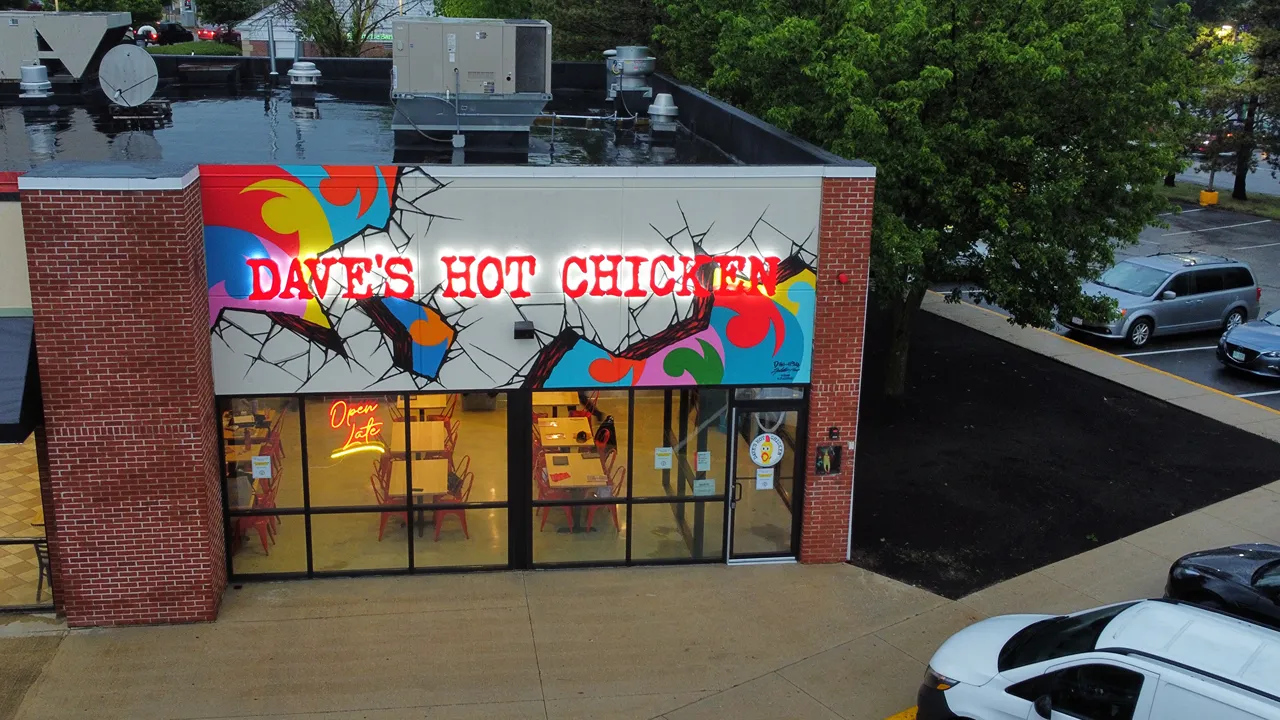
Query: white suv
918 599 1280 720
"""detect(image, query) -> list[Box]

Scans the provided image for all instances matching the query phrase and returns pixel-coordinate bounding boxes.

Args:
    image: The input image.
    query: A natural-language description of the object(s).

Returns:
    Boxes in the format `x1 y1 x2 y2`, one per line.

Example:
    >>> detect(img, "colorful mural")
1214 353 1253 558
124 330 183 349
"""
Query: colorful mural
201 165 820 394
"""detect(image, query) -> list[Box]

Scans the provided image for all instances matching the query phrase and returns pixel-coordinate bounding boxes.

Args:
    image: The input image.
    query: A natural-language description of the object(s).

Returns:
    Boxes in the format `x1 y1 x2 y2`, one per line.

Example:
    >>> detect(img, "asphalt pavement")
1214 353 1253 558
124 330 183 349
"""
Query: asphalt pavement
938 201 1280 410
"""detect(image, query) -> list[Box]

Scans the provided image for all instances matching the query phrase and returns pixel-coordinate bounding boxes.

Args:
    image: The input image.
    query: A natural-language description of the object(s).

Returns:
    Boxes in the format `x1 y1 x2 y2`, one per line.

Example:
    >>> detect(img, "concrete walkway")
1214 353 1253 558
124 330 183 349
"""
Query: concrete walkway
8 564 954 720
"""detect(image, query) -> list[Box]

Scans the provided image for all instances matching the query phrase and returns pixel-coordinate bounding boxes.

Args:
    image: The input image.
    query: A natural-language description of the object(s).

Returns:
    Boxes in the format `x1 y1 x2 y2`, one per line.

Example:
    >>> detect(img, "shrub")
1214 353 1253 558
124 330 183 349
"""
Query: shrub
146 41 240 56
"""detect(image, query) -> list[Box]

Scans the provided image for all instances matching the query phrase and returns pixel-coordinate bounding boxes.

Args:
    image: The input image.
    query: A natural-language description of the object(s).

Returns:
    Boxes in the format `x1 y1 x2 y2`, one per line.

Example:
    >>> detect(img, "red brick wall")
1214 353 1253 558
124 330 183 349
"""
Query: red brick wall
801 176 875 563
20 180 226 626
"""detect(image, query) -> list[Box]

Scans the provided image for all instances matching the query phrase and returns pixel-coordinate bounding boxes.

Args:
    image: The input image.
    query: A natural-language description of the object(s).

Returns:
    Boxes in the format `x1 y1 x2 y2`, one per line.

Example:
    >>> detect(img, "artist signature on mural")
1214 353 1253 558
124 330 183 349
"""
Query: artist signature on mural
772 360 801 379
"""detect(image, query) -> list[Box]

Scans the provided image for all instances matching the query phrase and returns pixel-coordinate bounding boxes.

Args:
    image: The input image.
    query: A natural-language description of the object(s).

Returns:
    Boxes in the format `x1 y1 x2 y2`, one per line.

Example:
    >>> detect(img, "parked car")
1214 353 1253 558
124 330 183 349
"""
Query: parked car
1166 543 1280 628
1219 310 1280 378
1061 252 1260 348
917 599 1280 720
141 21 195 45
197 24 241 45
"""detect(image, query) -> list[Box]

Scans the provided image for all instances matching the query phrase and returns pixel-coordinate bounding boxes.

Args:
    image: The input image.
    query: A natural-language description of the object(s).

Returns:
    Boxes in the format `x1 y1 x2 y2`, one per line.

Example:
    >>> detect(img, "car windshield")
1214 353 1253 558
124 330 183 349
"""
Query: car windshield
997 603 1137 671
1096 261 1171 297
1266 312 1280 327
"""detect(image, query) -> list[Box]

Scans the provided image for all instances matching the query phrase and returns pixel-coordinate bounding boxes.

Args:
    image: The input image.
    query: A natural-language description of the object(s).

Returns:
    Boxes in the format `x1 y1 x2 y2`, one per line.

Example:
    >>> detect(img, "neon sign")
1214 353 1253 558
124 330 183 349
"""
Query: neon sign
247 255 415 301
328 399 385 459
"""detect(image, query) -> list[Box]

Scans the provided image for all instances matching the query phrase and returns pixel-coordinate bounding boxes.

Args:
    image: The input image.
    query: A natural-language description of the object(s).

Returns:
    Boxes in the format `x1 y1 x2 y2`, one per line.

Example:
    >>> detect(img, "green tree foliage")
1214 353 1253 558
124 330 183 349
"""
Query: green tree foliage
281 0 422 56
437 0 658 59
1217 0 1280 200
58 0 162 24
655 0 1199 396
198 0 258 25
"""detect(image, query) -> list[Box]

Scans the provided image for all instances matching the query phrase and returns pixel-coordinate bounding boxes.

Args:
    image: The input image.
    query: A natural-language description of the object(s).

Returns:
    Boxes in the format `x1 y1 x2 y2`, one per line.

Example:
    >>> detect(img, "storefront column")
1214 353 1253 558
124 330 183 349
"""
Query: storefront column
19 163 225 626
801 172 876 563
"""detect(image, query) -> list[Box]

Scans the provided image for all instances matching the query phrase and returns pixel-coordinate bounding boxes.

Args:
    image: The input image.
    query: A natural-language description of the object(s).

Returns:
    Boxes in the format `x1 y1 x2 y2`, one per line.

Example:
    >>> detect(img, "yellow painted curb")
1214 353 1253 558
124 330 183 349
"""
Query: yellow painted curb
927 291 1280 419
885 708 917 720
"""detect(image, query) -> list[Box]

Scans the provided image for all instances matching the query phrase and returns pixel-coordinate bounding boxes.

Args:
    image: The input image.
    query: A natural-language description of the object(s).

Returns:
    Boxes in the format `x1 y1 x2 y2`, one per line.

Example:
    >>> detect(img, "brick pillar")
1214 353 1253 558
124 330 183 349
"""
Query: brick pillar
801 173 876 563
19 165 225 626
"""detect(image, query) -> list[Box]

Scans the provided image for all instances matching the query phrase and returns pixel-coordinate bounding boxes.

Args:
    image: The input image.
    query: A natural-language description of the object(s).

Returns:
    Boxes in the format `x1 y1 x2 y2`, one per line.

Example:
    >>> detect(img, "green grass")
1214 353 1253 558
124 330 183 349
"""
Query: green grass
146 41 241 56
1156 181 1280 221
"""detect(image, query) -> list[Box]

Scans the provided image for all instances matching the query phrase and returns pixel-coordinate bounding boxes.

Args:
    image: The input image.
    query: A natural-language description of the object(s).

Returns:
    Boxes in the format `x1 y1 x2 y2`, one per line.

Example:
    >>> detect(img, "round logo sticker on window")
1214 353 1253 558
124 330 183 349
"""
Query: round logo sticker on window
749 432 784 468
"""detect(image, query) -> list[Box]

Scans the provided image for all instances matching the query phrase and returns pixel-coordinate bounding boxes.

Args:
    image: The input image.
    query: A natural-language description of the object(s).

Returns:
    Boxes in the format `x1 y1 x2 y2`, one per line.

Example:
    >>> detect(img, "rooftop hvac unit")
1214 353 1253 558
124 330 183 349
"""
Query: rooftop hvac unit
391 17 552 137
0 11 131 85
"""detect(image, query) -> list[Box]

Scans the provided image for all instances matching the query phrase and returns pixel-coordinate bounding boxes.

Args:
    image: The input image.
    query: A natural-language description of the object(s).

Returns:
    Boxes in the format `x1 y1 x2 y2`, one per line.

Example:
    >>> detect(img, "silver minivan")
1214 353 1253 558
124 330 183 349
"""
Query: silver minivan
1063 253 1260 348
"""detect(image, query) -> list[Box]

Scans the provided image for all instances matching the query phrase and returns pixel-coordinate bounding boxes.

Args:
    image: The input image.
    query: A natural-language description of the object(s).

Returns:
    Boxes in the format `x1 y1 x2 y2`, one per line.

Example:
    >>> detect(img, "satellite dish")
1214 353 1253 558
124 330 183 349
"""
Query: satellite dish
99 44 159 108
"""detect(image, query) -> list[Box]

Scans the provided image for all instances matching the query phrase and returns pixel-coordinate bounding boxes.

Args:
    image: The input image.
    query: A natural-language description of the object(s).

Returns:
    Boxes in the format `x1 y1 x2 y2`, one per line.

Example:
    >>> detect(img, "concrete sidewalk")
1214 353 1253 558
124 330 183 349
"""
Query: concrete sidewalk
7 564 952 720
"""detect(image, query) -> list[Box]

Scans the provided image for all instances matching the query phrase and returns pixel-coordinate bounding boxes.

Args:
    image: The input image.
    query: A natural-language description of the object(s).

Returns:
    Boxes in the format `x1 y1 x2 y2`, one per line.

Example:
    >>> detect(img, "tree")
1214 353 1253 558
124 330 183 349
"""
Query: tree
199 0 258 24
280 0 427 56
1224 0 1280 200
437 0 659 60
656 0 1198 397
58 0 162 24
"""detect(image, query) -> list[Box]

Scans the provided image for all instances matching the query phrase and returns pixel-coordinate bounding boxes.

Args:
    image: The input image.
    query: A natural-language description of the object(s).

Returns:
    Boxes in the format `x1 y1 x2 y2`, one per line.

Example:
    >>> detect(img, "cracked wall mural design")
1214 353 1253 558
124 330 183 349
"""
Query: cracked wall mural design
201 165 822 395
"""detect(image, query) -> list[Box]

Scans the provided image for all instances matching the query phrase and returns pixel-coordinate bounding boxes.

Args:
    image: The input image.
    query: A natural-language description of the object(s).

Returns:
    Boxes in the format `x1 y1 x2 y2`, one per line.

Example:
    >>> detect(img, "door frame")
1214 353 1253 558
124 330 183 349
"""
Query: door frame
724 393 809 562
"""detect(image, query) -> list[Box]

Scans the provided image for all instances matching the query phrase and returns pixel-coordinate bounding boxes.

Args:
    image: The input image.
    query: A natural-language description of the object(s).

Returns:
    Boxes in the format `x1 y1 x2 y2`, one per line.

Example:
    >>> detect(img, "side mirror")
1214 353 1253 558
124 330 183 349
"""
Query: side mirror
1161 291 1177 301
1034 695 1053 719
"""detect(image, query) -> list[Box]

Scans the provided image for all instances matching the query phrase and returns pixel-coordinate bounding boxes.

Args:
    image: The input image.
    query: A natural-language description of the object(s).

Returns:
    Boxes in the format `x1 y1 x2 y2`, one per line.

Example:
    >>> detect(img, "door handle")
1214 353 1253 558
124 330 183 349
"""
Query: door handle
733 481 742 502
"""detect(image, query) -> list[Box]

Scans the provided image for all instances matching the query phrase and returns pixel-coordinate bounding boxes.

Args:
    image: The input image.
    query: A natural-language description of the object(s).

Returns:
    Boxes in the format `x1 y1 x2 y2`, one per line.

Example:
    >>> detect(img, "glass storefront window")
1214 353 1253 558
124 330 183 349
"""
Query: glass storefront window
306 394 400 508
222 397 303 511
413 508 507 568
531 508 627 564
530 390 628 525
228 513 307 574
311 512 409 572
631 389 728 500
631 502 724 561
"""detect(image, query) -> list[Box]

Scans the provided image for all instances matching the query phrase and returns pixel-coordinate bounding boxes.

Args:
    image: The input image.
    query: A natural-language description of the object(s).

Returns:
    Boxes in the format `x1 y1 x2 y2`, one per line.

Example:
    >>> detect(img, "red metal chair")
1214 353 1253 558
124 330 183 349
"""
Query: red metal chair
586 466 626 532
433 471 473 540
372 475 409 541
452 454 471 479
427 394 458 422
235 477 280 554
536 459 575 531
389 402 405 422
600 447 618 475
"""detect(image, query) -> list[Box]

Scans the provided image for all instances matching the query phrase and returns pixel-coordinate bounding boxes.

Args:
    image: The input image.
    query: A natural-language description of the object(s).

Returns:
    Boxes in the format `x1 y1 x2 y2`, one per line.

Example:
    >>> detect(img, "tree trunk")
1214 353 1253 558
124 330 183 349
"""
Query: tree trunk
1233 96 1258 202
1164 172 1176 187
884 286 927 398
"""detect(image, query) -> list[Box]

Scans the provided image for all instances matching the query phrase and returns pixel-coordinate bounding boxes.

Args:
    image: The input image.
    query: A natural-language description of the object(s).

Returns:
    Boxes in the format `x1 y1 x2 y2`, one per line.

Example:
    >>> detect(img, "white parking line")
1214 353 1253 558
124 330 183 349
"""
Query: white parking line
1161 220 1272 237
1236 389 1280 399
1120 346 1217 358
1233 241 1280 251
1157 208 1205 216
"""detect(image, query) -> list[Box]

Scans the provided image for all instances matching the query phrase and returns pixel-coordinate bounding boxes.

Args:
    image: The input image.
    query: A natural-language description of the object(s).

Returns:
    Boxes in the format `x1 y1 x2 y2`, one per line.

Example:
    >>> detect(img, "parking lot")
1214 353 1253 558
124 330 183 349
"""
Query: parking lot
1072 202 1280 410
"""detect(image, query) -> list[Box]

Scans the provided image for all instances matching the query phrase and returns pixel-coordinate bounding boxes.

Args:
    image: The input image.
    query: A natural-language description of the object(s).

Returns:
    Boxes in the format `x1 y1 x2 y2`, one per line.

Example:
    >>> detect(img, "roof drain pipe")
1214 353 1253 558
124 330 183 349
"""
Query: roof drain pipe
451 67 464 150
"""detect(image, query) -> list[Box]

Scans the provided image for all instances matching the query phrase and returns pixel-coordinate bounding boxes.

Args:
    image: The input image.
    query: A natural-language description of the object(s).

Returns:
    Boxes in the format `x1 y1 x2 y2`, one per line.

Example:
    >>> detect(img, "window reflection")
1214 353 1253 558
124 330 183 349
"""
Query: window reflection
222 397 303 511
631 502 724 561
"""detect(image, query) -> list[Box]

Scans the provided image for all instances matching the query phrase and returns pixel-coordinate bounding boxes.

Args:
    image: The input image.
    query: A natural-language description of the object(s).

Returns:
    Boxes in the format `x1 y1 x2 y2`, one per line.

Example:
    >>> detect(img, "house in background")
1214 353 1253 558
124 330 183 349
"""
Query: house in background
235 0 433 57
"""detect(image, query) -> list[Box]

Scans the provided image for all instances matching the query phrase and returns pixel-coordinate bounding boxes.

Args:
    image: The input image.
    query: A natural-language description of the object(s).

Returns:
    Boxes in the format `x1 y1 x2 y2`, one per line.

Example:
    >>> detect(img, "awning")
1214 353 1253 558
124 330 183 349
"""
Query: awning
0 317 41 444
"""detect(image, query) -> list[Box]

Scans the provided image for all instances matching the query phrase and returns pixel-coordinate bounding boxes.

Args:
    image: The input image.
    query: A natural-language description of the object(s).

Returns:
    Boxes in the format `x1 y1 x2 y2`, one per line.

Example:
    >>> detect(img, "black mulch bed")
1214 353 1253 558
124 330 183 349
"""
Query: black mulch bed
850 303 1280 600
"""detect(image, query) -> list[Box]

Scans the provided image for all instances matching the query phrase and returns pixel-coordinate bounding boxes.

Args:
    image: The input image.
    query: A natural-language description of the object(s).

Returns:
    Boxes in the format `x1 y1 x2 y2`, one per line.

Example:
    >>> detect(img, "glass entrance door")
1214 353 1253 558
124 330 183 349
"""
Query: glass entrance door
727 403 805 560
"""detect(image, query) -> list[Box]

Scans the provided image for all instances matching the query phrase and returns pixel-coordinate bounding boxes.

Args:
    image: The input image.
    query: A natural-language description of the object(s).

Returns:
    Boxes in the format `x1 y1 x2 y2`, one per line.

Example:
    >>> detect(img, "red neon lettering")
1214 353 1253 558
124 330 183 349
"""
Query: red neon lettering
246 258 282 300
622 256 648 298
504 255 537 299
589 254 624 297
303 257 340 297
676 256 698 297
339 257 374 299
690 255 717 298
748 256 779 296
279 258 315 300
327 399 383 456
475 256 504 299
440 256 476 298
383 257 415 299
650 255 676 297
713 256 745 294
562 256 588 299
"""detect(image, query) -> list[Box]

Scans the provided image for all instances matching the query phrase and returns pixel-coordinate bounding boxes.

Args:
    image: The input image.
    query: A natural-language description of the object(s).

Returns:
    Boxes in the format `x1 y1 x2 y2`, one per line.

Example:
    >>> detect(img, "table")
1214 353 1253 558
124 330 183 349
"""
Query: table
536 417 594 449
397 395 450 421
224 442 264 464
223 426 269 442
389 420 447 456
389 458 451 537
544 452 609 533
533 391 582 417
225 408 276 428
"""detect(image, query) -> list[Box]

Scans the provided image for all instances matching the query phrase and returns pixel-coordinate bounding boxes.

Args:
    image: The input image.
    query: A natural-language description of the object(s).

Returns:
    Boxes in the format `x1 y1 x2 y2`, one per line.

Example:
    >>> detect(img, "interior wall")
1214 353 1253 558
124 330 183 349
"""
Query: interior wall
0 201 31 314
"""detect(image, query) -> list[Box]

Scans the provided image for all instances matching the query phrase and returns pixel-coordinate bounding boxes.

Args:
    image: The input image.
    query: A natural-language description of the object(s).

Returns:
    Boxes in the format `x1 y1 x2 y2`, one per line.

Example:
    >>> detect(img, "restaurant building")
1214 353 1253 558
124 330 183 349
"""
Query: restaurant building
1 66 874 627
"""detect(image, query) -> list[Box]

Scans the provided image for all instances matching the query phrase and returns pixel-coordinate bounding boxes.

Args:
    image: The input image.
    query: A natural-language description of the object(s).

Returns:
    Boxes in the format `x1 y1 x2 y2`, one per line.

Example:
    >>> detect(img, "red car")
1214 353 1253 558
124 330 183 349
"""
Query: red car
197 25 242 45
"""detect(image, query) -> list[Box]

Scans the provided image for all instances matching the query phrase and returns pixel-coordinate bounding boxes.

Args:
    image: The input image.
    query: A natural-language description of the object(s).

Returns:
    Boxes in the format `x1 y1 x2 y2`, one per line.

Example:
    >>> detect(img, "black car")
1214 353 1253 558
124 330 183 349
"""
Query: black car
1165 543 1280 628
140 21 195 45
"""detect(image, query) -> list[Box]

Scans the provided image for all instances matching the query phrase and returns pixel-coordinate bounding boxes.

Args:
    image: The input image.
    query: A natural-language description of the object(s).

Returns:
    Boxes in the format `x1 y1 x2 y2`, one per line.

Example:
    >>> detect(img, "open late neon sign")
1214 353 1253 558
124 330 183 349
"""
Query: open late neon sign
328 399 385 459
243 252 781 302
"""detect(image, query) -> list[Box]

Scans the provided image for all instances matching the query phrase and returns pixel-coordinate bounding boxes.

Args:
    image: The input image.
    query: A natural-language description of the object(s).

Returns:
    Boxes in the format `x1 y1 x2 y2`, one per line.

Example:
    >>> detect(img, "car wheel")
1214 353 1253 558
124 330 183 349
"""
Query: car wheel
1224 308 1246 331
1126 318 1153 348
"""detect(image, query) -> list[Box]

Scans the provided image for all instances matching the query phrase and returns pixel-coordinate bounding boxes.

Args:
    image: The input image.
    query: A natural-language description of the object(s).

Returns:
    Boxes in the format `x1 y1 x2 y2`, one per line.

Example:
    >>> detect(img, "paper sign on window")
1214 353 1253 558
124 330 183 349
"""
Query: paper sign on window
692 478 716 496
251 455 272 480
654 447 673 470
696 451 711 472
755 467 775 491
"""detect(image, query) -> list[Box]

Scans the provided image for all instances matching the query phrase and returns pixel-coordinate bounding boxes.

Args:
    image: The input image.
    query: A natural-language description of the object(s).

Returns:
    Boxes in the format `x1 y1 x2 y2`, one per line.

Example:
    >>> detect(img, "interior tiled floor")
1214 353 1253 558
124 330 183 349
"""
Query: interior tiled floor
0 434 47 607
226 392 795 575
